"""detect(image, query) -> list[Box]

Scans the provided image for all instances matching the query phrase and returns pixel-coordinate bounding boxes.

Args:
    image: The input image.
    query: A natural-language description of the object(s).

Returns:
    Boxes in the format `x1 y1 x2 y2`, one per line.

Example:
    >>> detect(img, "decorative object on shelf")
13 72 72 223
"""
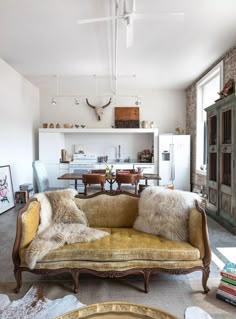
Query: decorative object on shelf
175 126 184 134
115 107 140 128
150 121 157 128
56 123 60 128
63 123 73 128
49 123 54 128
42 123 48 128
0 165 15 214
216 78 235 101
141 120 149 128
86 97 112 121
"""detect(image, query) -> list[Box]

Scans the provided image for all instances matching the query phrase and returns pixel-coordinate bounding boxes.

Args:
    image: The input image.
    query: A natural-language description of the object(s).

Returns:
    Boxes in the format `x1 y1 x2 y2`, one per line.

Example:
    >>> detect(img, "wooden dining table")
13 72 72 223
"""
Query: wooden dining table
57 173 161 191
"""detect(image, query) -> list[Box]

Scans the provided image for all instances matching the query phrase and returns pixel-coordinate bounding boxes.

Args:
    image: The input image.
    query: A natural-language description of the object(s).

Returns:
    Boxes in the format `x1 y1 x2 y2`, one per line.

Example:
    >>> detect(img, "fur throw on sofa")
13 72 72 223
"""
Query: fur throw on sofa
133 187 199 241
25 189 109 269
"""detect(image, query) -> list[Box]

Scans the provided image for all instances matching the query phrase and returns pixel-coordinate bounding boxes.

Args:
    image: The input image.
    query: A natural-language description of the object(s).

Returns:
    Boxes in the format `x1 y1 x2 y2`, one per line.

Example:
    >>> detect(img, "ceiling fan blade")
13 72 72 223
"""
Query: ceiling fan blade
77 15 122 24
134 11 184 21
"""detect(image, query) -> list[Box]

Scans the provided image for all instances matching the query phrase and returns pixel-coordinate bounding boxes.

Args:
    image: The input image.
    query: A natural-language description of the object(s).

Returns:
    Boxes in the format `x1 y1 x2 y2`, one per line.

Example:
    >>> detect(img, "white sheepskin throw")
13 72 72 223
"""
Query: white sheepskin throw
133 186 199 241
25 189 109 269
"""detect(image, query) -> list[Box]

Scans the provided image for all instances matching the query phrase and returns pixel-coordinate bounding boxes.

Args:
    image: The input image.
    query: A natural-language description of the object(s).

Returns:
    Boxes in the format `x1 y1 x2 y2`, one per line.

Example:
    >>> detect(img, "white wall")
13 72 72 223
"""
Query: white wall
40 83 186 134
0 58 40 192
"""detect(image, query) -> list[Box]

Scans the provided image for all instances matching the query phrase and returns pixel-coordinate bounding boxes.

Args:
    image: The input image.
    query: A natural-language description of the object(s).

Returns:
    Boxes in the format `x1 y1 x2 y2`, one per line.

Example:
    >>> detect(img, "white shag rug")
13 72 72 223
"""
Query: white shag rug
185 306 214 319
0 286 84 319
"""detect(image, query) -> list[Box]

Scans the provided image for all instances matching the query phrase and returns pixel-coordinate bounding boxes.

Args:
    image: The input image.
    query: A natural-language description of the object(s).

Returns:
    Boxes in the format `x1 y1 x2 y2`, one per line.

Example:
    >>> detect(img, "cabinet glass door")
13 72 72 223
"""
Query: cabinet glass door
221 153 231 186
222 109 232 144
209 153 217 181
209 115 217 145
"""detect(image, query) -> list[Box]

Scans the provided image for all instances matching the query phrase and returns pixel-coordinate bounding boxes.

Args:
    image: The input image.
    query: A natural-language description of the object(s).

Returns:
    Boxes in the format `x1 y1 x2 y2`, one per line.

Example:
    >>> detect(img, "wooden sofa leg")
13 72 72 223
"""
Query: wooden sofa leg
202 267 210 293
144 270 151 293
72 269 80 293
14 268 22 293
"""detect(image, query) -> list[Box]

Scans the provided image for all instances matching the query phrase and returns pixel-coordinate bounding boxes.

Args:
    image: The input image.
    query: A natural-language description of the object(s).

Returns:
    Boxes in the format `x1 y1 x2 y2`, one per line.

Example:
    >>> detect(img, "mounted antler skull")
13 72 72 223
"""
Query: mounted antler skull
86 97 112 121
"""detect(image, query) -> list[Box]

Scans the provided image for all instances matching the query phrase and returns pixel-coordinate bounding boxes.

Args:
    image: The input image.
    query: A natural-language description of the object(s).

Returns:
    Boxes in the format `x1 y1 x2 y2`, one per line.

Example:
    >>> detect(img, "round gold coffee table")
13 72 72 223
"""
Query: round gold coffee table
56 302 177 319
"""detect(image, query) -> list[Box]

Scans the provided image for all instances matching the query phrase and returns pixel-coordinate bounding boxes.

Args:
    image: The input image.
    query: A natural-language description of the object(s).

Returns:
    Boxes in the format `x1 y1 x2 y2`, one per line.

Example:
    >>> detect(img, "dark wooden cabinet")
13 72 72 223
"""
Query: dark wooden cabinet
205 94 236 234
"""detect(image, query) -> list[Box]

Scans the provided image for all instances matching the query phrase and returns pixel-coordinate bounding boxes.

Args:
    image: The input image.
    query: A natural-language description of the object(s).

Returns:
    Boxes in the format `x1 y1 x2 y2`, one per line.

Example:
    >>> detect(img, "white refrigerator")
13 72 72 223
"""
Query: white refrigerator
158 134 190 191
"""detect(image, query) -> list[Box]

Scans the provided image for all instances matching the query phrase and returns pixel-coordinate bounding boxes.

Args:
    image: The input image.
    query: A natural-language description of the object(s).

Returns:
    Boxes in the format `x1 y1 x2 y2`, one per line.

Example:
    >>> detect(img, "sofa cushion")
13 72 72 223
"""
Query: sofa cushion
20 228 200 266
133 187 199 241
75 194 139 228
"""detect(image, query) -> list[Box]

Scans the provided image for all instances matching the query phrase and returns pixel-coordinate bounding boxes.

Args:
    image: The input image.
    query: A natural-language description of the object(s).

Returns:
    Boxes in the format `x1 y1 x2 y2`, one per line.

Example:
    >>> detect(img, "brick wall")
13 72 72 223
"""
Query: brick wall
185 47 236 191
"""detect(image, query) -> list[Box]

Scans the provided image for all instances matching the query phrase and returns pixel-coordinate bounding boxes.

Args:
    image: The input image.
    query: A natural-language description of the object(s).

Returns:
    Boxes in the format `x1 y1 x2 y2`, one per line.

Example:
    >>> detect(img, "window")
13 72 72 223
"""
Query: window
196 61 223 174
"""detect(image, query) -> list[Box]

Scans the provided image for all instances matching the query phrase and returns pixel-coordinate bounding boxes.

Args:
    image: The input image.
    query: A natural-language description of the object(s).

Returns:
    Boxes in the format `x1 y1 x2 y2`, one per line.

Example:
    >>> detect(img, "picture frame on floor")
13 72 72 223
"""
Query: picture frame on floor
0 165 15 214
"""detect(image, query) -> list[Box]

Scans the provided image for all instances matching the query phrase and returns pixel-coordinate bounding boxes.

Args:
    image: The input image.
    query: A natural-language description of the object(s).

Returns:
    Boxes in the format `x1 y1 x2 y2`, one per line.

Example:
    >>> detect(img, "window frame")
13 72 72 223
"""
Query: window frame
196 61 223 175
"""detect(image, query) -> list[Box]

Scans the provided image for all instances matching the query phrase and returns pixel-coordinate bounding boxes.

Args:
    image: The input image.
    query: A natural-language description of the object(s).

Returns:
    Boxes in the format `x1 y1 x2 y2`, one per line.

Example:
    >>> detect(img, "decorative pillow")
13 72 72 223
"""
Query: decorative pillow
133 186 199 241
34 189 88 234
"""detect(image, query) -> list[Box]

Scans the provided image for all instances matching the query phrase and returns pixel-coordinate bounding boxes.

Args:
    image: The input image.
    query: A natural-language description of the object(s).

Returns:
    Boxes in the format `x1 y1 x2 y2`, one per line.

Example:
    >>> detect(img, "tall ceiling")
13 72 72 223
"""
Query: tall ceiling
0 0 236 91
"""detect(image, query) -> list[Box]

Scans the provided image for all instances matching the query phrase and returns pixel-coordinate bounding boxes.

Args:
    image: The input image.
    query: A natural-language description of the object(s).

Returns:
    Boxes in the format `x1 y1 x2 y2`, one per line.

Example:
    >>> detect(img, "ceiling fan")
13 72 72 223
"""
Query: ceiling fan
77 0 184 48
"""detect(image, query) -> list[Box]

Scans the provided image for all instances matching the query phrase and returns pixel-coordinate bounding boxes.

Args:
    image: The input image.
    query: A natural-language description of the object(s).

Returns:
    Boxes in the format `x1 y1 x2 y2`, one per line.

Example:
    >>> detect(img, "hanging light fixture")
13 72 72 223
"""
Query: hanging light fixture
135 96 142 105
74 98 80 105
51 96 57 105
51 75 59 105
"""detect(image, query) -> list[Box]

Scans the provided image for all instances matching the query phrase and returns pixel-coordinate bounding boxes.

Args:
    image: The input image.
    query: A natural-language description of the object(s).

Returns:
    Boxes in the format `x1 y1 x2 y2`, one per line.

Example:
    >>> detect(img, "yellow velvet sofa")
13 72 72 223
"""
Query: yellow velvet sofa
12 191 211 294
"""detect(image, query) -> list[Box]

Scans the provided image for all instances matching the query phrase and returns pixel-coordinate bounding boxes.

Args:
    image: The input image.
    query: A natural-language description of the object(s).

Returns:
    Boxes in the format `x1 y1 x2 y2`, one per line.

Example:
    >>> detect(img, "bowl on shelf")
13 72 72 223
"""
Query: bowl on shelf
81 125 86 128
63 123 73 128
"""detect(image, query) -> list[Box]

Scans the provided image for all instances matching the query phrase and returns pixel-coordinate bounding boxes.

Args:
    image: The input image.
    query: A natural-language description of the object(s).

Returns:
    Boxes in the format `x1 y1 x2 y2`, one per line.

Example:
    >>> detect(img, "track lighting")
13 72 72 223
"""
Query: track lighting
135 96 141 105
74 98 80 105
51 97 57 105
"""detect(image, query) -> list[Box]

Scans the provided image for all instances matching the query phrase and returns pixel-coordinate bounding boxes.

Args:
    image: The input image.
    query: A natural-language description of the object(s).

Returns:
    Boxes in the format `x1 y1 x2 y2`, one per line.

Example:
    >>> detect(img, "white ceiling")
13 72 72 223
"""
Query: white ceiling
0 0 236 91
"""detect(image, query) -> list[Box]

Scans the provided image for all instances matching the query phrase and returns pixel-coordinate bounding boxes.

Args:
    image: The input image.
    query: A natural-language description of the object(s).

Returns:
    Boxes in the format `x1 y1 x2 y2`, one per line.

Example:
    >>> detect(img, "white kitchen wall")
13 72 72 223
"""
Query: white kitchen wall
39 79 186 134
0 58 40 192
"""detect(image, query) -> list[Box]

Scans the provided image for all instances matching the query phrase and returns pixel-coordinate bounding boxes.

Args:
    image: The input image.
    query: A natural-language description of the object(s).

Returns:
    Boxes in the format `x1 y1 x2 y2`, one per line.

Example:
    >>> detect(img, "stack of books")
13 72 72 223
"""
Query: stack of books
19 183 34 198
216 262 236 306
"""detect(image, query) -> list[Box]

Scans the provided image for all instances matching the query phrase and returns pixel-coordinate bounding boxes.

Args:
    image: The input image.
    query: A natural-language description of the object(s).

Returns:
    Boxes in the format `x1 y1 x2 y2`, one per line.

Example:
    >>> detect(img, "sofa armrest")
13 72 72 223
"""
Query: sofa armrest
12 199 40 266
188 201 211 265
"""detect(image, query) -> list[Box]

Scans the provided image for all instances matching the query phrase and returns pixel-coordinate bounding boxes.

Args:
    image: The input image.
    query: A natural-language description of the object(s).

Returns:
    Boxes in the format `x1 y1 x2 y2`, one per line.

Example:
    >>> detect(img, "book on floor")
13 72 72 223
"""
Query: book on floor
221 275 236 286
216 293 236 306
220 262 236 280
216 261 236 306
219 281 236 296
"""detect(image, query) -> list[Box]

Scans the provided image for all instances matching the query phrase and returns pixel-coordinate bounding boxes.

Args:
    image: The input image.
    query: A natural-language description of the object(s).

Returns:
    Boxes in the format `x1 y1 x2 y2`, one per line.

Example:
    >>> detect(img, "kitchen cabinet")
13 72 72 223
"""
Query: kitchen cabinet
39 128 158 189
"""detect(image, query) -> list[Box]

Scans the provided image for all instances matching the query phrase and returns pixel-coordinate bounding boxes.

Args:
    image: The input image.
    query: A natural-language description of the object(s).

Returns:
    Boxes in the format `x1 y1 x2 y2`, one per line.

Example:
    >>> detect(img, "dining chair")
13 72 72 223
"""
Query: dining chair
32 160 63 193
82 173 106 195
90 169 106 174
116 169 137 174
115 173 140 194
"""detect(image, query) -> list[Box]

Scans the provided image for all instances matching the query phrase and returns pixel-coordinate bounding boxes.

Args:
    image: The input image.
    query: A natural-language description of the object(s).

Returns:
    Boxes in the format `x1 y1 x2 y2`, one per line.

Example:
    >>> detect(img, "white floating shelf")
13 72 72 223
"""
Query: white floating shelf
39 128 158 134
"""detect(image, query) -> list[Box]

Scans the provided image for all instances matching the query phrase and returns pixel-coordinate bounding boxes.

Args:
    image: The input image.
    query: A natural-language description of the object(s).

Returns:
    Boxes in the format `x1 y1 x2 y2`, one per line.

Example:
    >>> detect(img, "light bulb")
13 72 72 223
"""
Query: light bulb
74 98 80 105
51 97 57 105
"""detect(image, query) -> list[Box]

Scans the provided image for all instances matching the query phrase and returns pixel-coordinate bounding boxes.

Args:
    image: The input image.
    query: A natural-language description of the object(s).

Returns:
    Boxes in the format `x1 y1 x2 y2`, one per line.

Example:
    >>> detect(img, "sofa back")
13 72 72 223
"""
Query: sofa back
75 193 139 227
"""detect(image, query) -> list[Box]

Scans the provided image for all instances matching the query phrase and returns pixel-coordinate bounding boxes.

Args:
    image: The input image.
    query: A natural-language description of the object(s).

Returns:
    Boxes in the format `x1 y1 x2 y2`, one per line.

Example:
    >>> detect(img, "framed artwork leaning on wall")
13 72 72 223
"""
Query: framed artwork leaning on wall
0 165 15 214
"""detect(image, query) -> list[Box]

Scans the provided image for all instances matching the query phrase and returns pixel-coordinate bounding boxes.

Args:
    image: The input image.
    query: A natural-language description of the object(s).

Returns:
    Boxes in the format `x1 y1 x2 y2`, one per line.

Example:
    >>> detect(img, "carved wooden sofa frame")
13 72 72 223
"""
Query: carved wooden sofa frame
12 191 211 294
